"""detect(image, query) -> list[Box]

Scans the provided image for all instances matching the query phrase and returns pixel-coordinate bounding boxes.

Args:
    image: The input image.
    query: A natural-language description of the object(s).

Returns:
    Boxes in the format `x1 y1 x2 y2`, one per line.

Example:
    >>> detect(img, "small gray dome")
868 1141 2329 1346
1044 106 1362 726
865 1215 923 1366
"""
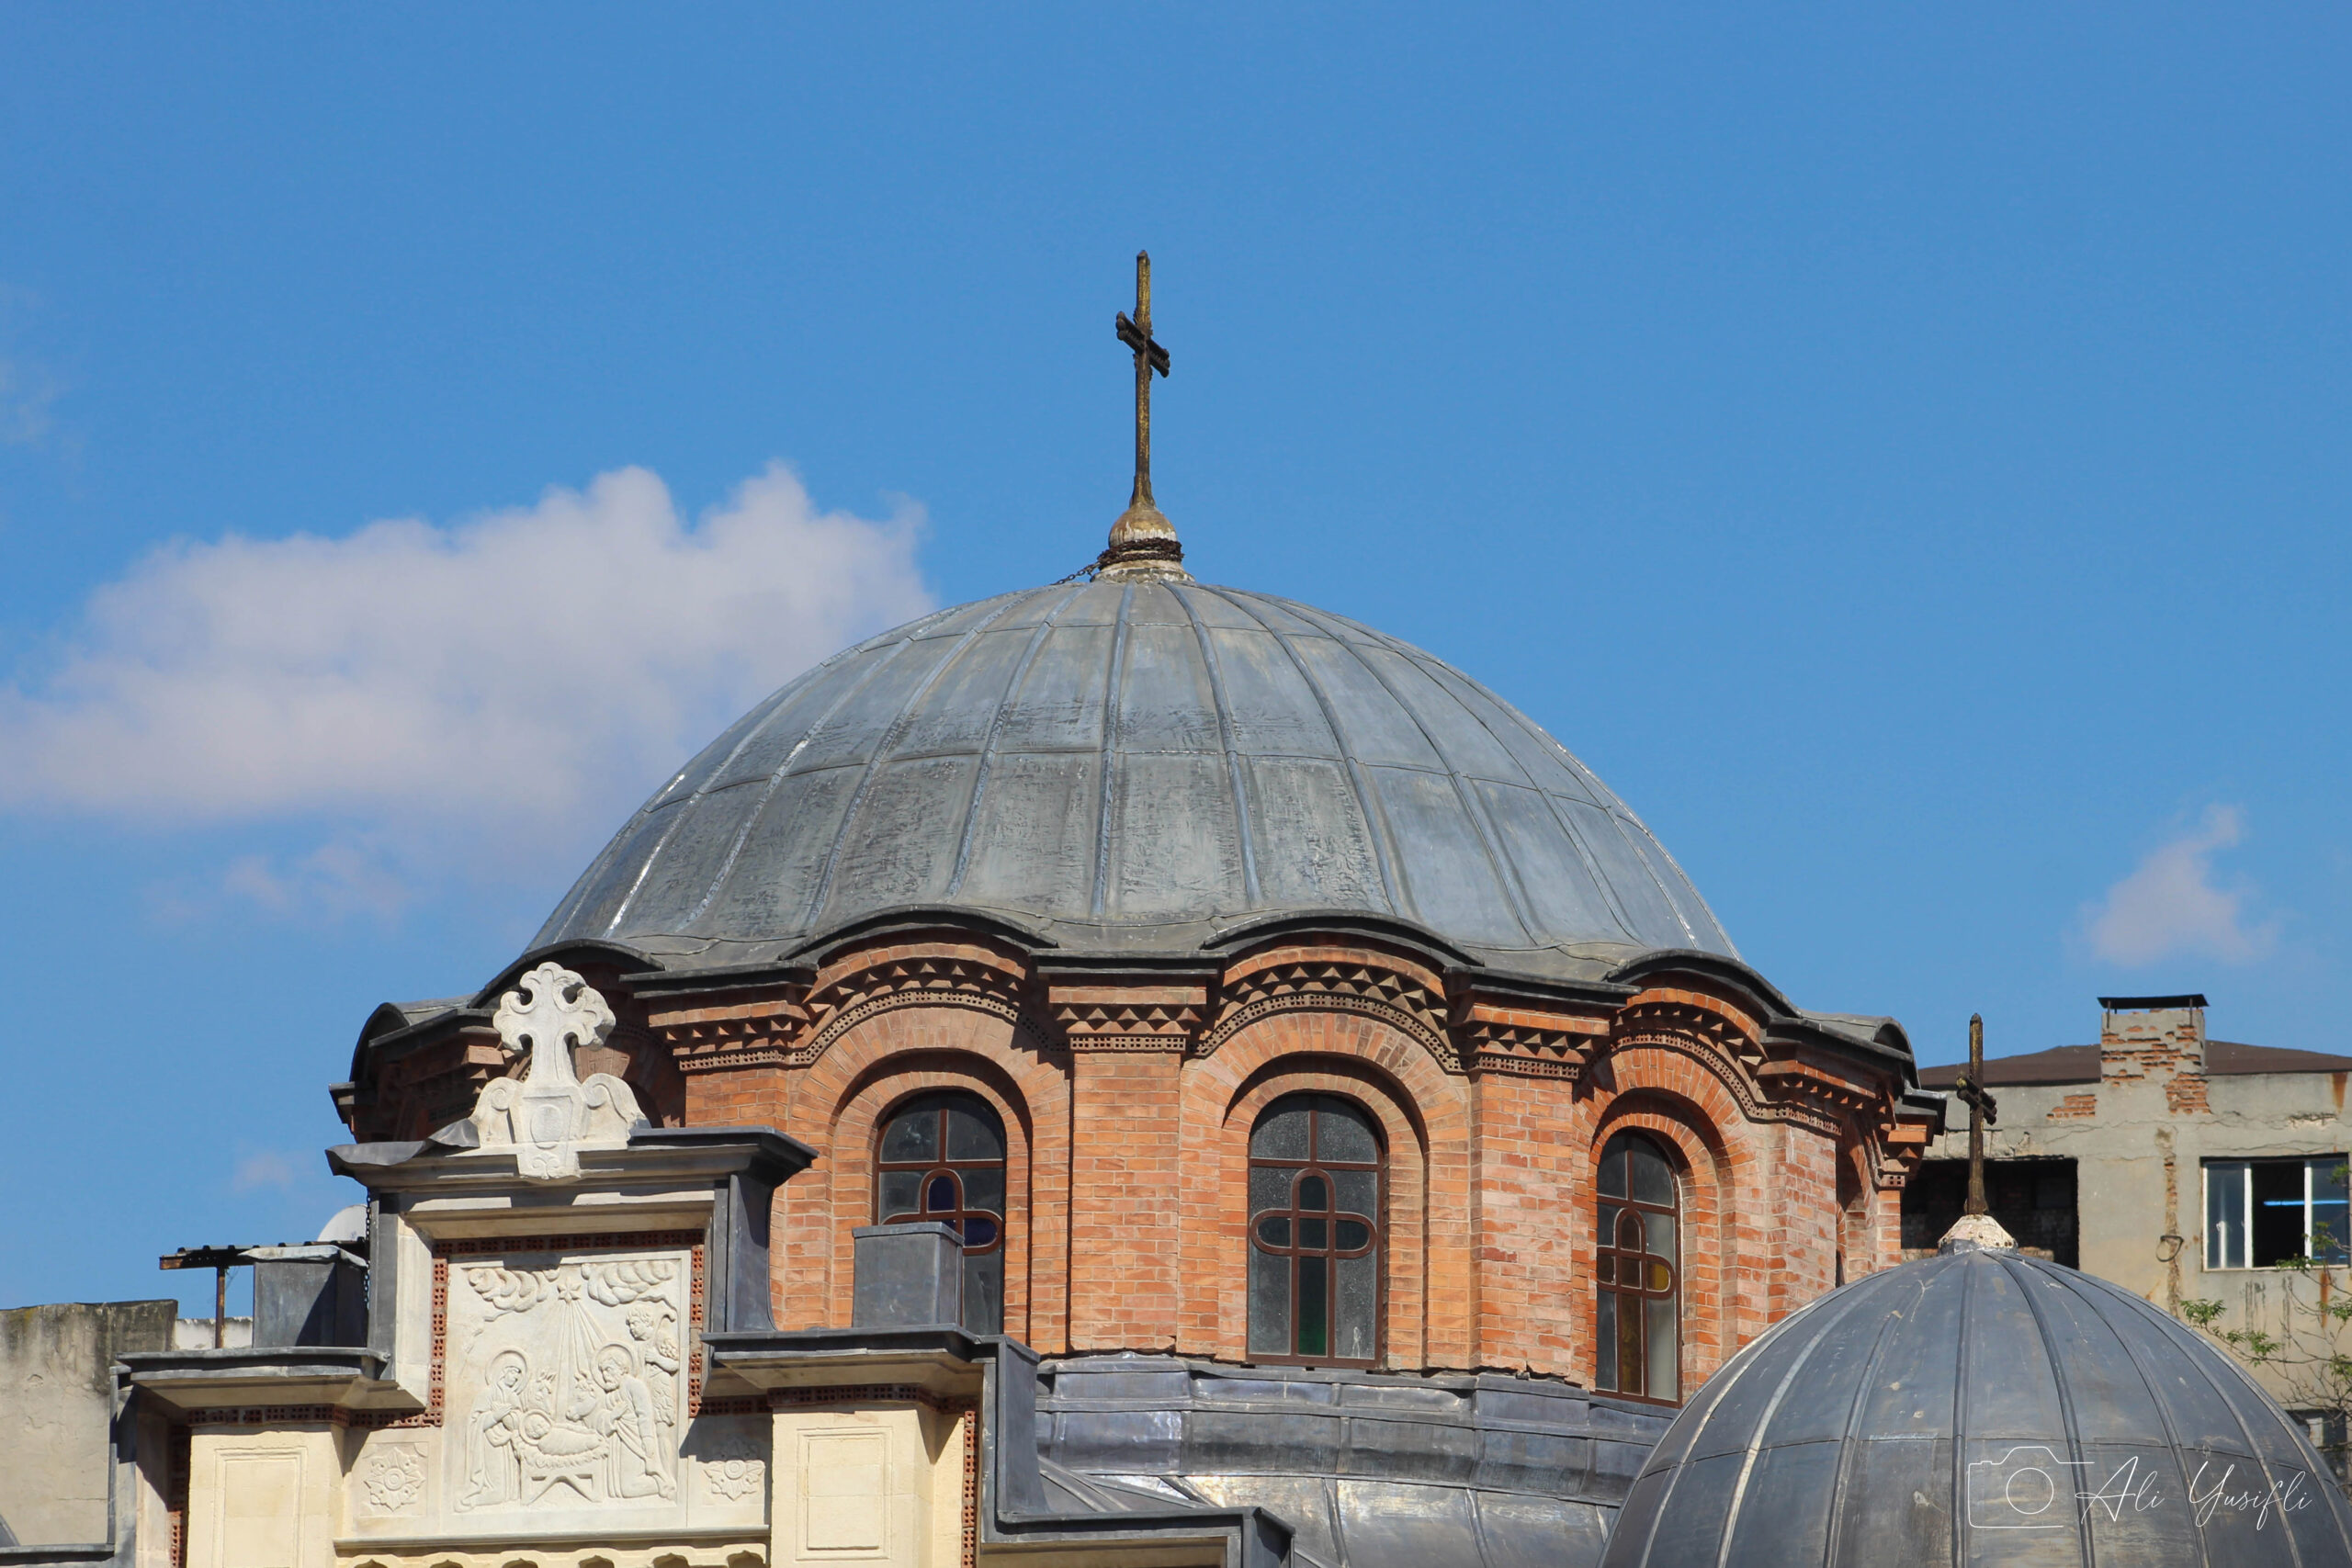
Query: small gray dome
537 579 1734 974
1602 1249 2352 1567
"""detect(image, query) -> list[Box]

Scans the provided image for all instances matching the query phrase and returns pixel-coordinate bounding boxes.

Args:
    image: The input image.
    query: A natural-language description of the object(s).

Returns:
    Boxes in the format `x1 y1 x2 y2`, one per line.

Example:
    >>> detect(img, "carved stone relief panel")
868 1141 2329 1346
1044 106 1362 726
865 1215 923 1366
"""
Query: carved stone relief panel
343 1235 767 1545
444 1248 690 1514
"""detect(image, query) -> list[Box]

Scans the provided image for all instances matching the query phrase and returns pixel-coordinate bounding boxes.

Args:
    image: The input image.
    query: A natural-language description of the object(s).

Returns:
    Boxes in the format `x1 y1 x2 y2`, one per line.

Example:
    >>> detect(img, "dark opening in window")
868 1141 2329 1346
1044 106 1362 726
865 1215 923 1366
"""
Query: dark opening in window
2205 1156 2349 1269
1248 1094 1381 1366
1595 1132 1678 1403
1899 1158 2078 1267
876 1091 1007 1332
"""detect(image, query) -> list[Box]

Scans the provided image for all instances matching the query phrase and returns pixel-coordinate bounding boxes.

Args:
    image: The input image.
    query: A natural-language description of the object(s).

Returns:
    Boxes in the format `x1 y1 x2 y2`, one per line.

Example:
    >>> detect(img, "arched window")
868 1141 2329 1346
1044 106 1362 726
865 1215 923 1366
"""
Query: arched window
876 1091 1006 1334
1596 1131 1679 1402
1248 1094 1381 1366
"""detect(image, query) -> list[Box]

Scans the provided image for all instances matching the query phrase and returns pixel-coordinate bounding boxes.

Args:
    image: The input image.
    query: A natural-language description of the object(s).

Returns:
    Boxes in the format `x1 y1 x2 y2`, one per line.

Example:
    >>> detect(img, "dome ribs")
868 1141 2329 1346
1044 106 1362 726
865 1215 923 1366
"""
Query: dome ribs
1264 593 1545 951
1170 584 1262 906
943 583 1088 900
533 580 1743 973
797 594 1032 934
1190 584 1410 923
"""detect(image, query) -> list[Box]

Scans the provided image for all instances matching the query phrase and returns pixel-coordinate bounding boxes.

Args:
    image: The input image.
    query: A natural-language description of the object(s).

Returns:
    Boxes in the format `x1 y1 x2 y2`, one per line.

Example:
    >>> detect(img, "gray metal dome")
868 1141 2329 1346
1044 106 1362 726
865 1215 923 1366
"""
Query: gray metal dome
536 578 1735 974
1602 1248 2352 1567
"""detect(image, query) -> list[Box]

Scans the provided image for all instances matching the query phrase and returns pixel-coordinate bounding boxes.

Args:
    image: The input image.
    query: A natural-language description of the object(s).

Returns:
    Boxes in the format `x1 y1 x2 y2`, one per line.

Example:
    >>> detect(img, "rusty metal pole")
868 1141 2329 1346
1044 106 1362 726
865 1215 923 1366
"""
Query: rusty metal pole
213 1265 227 1348
1964 1013 1988 1216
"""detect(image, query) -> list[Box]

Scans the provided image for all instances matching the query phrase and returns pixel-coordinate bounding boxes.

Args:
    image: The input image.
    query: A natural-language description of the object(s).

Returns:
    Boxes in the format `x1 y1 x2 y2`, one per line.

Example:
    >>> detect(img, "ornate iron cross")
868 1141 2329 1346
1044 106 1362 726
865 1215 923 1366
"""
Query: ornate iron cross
1953 1012 2000 1215
1116 250 1171 512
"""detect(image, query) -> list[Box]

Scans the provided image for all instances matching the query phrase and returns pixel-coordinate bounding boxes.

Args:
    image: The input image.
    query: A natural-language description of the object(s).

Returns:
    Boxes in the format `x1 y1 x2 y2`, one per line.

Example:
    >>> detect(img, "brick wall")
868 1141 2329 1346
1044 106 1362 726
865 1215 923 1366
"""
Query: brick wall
1068 1047 1186 1349
639 935 1923 1393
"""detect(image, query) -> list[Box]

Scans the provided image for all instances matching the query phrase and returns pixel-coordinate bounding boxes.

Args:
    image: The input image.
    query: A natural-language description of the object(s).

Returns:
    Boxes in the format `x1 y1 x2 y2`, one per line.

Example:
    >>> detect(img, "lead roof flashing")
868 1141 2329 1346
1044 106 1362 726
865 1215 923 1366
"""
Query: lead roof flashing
1204 908 1482 969
786 904 1060 964
468 937 662 1009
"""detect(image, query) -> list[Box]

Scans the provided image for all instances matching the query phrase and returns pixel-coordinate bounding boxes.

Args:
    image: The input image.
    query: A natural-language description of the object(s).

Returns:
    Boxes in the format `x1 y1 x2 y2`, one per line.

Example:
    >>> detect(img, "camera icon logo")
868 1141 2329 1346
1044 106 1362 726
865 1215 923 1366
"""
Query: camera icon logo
1966 1445 2086 1530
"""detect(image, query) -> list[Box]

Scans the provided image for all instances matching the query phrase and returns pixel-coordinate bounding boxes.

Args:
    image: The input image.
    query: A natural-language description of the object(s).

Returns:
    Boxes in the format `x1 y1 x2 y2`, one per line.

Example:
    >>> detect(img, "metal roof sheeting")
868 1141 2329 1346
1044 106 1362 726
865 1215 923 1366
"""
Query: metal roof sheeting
535 580 1735 976
1601 1248 2352 1567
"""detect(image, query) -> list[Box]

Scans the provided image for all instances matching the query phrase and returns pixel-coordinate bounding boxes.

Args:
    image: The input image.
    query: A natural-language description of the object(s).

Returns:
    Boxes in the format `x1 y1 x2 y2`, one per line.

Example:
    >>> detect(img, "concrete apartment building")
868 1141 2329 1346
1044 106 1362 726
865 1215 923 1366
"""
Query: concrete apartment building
1908 994 2352 1452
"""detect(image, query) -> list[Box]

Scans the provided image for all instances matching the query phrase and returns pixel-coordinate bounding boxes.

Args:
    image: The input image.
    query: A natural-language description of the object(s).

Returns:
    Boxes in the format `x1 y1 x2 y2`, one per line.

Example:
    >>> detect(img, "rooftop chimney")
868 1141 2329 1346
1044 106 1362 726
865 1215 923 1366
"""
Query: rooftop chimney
2098 994 2211 1114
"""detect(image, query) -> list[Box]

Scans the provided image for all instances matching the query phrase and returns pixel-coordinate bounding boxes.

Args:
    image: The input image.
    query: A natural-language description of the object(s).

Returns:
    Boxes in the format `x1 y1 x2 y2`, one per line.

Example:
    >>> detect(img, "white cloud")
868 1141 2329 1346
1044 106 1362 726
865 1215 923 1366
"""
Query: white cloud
0 465 933 863
0 355 58 446
222 834 413 922
2082 805 2277 966
232 1149 302 1193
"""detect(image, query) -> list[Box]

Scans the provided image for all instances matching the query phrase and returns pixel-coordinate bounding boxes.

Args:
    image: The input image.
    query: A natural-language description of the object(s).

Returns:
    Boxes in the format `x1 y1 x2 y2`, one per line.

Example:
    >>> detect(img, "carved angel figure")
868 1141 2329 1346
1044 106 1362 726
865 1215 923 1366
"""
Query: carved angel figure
625 1302 682 1426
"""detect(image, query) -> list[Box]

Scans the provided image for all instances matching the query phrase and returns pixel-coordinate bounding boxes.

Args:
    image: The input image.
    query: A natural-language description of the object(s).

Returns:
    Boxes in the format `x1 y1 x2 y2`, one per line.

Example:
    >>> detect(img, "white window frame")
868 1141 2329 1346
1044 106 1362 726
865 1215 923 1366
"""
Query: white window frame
2203 1155 2350 1270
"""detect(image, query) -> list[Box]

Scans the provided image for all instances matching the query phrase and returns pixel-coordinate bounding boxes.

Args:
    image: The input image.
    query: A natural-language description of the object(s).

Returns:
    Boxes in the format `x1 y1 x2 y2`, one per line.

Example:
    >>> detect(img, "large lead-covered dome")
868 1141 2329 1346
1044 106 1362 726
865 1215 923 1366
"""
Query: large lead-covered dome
537 578 1734 975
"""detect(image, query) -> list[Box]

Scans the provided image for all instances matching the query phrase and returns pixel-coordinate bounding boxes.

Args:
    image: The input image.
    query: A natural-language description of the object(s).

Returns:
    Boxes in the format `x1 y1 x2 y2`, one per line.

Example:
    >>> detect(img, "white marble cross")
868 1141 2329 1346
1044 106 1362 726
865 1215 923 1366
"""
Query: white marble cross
469 963 643 1180
492 962 615 1088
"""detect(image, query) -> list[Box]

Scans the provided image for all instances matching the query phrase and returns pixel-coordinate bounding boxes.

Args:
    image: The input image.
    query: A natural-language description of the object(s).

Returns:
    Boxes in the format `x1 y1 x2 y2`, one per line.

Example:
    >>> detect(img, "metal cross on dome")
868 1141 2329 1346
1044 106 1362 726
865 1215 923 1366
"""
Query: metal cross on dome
1116 249 1171 512
1953 1012 2000 1216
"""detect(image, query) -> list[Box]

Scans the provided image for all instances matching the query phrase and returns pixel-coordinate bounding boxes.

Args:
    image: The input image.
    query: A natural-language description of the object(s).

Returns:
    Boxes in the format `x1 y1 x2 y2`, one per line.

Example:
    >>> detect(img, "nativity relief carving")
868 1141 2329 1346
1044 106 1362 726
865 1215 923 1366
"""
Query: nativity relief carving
447 1252 687 1511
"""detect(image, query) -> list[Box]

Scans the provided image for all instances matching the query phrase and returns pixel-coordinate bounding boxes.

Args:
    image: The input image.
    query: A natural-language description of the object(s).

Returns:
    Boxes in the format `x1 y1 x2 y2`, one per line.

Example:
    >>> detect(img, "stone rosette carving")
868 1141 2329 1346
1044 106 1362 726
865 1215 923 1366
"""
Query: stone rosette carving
447 1252 686 1510
363 1441 427 1512
699 1436 766 1502
470 963 645 1180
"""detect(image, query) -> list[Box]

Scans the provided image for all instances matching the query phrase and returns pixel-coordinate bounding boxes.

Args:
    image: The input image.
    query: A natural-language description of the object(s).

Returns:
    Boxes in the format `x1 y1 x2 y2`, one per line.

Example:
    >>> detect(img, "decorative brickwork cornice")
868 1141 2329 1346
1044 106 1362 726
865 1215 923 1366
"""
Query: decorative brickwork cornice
799 948 1030 1066
1046 983 1209 1050
1200 946 1455 1069
1609 998 1817 1130
1452 998 1609 1079
1755 1051 1880 1119
650 985 812 1073
650 942 1039 1072
1855 1093 1941 1190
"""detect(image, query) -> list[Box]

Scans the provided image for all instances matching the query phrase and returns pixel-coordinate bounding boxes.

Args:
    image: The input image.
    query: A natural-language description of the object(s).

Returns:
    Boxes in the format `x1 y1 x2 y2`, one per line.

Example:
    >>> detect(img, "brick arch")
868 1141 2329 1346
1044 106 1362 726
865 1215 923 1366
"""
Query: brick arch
1181 1009 1475 1369
778 1002 1072 1349
1834 1131 1894 1280
1587 1047 1760 1393
831 1059 1032 1337
1210 1060 1430 1369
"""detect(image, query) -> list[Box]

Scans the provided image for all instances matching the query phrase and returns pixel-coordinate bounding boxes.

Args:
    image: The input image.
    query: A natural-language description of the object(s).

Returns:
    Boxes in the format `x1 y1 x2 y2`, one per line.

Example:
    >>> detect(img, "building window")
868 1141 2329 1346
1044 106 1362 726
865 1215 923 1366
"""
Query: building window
1248 1094 1381 1366
1899 1158 2078 1267
2204 1156 2350 1269
876 1091 1006 1333
1597 1131 1679 1403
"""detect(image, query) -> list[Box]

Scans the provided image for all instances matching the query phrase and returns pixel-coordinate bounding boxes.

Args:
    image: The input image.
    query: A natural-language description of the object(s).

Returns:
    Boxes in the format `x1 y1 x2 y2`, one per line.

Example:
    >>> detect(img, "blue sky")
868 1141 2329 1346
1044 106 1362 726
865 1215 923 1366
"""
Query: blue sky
2 6 2346 1313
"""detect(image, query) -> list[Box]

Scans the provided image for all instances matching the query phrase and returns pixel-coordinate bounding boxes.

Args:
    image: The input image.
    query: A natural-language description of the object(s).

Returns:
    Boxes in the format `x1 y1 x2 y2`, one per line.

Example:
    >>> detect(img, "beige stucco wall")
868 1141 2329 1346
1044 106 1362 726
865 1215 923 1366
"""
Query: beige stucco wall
0 1299 175 1547
1927 1025 2352 1408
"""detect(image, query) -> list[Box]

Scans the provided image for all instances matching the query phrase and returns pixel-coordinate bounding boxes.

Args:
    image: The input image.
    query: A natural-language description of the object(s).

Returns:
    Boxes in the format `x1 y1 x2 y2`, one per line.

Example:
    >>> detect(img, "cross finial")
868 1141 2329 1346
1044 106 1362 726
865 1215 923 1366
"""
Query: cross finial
1939 1011 2016 1253
492 961 615 1089
467 962 642 1180
1955 1012 1999 1214
1098 250 1186 581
